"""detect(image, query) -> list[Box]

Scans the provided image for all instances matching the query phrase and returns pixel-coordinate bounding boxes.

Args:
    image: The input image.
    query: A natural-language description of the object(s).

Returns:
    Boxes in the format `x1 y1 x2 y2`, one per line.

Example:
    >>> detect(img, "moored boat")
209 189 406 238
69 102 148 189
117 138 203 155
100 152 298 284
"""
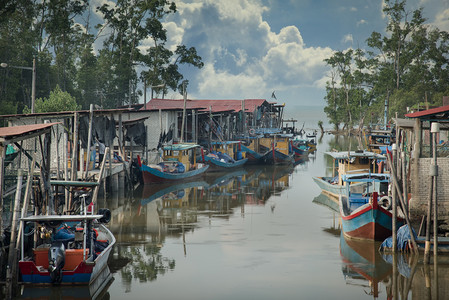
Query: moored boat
201 141 248 169
339 173 405 241
138 143 209 184
19 212 115 286
313 150 386 199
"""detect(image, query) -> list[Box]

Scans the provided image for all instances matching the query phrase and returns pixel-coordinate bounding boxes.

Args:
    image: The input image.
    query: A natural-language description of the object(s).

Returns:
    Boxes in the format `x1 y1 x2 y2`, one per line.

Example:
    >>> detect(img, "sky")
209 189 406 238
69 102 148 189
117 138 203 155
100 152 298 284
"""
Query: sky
90 0 449 114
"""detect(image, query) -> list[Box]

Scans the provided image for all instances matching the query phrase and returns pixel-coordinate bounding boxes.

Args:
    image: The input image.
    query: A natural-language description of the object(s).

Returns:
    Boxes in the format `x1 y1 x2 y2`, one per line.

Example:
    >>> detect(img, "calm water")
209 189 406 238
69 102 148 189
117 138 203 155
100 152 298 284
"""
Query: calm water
17 133 448 299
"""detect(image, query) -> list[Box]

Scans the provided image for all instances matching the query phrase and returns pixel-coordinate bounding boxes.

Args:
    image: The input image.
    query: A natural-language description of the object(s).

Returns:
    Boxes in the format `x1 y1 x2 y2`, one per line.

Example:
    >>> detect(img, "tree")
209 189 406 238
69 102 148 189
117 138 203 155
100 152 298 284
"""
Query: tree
24 85 80 113
97 0 203 107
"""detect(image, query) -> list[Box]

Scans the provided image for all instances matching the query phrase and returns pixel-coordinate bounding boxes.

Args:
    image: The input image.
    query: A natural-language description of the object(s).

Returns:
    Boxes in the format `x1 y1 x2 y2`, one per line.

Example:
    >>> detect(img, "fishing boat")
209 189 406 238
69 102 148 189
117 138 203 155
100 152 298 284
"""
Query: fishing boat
239 136 272 164
18 212 115 286
260 134 294 165
201 141 248 169
339 173 405 241
138 143 209 184
290 137 309 156
312 150 386 200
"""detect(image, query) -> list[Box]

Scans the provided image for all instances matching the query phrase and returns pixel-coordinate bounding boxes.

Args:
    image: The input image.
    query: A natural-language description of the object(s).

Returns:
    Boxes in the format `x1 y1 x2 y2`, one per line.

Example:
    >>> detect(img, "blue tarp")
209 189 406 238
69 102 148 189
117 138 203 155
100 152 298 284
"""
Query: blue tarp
379 224 416 251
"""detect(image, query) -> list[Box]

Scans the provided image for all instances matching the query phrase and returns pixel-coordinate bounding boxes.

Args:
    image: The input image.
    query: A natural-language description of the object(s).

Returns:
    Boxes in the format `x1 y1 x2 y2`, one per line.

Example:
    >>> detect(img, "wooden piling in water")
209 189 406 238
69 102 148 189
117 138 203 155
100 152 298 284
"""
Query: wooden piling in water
386 151 419 254
431 122 439 258
392 144 398 252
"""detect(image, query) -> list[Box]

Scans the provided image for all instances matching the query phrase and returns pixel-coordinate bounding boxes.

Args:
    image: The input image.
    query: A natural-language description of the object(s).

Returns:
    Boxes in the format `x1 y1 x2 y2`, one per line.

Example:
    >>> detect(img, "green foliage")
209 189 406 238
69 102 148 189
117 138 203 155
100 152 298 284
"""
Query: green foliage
323 0 449 129
23 85 80 113
0 0 203 114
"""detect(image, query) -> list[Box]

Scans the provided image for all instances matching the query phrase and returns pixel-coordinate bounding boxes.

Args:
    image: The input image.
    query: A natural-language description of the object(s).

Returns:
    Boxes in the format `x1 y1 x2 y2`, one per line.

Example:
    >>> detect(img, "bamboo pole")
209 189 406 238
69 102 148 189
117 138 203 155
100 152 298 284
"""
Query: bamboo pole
386 151 419 253
84 104 94 179
16 156 36 249
68 112 79 212
91 147 109 207
6 169 23 298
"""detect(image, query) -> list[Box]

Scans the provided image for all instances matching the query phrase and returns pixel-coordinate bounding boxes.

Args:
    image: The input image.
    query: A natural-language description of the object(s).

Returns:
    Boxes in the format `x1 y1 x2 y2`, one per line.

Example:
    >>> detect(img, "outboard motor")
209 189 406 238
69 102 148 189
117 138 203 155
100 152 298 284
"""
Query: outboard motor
98 208 111 223
48 241 65 284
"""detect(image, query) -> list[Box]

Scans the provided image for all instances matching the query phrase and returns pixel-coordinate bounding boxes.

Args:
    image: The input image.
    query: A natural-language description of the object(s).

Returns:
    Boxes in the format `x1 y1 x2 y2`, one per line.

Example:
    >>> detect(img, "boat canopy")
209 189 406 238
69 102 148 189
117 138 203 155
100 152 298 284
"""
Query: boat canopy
162 144 201 151
325 150 386 160
21 214 104 222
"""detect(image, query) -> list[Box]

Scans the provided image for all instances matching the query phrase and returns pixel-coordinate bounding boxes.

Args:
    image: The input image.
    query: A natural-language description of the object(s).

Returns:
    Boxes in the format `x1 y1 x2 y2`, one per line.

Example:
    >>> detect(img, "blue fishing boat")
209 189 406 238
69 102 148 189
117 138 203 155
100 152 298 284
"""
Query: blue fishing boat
339 173 405 241
201 141 248 169
138 143 209 184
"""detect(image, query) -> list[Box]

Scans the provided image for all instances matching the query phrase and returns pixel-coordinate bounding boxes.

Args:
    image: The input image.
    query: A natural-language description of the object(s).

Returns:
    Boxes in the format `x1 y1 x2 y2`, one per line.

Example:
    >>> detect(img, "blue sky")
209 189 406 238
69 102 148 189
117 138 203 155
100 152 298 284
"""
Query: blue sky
91 0 449 111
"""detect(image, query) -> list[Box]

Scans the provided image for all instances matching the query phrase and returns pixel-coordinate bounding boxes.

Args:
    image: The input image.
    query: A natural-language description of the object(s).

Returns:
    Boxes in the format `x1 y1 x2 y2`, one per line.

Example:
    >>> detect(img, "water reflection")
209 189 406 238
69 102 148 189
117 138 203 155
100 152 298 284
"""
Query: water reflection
313 192 340 237
340 234 392 298
107 164 295 292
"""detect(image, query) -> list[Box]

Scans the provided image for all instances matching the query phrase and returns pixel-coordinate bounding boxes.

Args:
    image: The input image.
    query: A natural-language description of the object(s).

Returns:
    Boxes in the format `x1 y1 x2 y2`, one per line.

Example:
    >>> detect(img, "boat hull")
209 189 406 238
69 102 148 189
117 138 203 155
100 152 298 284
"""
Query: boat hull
340 197 405 241
312 176 344 199
205 157 248 169
141 163 209 184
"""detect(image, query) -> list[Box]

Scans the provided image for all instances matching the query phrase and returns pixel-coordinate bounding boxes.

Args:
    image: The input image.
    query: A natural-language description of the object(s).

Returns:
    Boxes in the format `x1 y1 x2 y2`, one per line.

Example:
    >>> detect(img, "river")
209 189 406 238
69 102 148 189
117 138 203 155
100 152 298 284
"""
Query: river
17 133 447 300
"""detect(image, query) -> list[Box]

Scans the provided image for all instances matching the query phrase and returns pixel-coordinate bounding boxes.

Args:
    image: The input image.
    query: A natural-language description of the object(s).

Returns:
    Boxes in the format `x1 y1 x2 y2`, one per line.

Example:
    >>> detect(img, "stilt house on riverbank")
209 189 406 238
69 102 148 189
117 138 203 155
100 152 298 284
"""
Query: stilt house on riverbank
140 98 285 152
394 104 449 227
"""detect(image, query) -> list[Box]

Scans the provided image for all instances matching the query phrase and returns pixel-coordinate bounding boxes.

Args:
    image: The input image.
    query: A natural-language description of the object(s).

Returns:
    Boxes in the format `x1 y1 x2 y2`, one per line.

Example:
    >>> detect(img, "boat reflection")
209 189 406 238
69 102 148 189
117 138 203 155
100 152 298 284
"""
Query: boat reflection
340 234 392 298
312 192 340 236
106 165 294 291
19 267 113 299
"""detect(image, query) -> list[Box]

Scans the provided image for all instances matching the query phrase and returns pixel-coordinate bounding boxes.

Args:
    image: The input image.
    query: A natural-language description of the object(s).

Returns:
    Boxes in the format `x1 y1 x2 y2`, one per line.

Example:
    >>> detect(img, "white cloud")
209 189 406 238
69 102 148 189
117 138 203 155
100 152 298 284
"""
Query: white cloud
171 1 333 104
342 34 353 44
357 19 367 26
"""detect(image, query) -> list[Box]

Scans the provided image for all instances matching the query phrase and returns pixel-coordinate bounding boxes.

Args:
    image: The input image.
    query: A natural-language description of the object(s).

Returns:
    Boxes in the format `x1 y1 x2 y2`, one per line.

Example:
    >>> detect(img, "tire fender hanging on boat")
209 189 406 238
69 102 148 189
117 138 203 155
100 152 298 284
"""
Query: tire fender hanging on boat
378 196 392 210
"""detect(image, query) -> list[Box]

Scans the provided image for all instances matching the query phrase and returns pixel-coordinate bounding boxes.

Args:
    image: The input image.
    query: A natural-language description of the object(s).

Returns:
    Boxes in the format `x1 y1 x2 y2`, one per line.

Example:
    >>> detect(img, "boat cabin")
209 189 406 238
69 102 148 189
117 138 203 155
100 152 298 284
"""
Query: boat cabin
326 150 386 186
161 143 202 172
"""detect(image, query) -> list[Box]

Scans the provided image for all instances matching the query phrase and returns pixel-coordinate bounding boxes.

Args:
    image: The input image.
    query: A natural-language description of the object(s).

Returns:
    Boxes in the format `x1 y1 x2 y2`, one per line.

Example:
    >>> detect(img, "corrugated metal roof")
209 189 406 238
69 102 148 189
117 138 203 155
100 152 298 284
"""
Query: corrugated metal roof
0 122 59 138
142 98 268 113
404 105 449 119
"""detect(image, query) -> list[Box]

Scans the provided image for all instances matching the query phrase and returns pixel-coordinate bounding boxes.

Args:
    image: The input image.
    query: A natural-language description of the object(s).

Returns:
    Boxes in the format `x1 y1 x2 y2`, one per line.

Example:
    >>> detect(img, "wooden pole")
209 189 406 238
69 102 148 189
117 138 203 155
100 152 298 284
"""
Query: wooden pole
6 169 23 298
64 120 69 209
0 145 5 249
180 83 187 143
84 104 94 179
68 112 79 212
92 147 109 207
392 144 398 252
386 151 419 253
431 122 439 258
402 150 408 216
16 156 36 249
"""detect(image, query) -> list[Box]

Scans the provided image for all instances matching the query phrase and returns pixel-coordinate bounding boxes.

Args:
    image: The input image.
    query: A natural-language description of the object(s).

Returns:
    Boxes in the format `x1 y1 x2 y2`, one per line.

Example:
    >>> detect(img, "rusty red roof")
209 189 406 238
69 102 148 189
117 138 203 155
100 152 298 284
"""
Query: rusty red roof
405 105 449 119
142 99 269 113
0 122 60 140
